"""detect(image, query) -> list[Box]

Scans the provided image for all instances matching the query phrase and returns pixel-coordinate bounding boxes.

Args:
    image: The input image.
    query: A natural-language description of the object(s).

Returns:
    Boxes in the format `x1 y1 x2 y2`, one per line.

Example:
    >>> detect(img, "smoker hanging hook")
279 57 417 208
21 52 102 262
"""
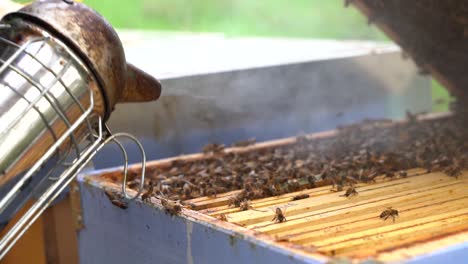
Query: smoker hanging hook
93 129 147 201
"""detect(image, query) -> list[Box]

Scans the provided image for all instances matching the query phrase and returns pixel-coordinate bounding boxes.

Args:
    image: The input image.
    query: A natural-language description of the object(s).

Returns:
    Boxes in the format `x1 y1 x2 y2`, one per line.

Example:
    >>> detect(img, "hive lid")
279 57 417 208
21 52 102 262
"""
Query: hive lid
349 0 468 98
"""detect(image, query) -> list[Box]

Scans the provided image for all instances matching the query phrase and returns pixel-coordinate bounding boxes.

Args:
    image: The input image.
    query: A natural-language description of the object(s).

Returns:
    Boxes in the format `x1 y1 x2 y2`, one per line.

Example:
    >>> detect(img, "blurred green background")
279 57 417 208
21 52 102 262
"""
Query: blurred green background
14 0 450 110
84 0 387 40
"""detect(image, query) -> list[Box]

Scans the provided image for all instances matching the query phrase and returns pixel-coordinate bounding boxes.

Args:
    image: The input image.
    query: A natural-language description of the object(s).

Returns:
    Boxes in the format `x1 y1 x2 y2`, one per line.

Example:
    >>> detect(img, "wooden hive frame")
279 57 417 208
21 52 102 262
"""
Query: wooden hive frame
87 113 468 263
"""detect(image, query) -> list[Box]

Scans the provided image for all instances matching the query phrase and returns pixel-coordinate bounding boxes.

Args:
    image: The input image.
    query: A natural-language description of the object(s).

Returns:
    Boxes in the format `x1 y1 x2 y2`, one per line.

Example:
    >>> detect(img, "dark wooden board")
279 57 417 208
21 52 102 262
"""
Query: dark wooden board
351 0 468 99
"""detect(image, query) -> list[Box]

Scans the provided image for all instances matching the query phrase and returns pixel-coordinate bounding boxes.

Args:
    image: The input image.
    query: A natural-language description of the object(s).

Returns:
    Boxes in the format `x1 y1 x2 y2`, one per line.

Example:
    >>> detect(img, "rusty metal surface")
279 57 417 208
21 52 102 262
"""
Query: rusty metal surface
350 0 468 98
121 64 161 103
4 0 161 119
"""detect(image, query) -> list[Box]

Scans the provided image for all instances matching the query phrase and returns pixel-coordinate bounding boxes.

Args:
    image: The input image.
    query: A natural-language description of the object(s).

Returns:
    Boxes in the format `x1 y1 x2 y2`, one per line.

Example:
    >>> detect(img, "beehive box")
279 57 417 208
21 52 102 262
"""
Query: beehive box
75 2 468 263
77 113 467 264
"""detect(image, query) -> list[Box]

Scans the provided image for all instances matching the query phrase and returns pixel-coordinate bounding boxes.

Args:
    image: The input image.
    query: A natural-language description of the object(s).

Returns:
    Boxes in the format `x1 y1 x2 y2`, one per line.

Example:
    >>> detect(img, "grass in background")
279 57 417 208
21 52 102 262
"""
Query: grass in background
432 80 451 112
83 0 387 40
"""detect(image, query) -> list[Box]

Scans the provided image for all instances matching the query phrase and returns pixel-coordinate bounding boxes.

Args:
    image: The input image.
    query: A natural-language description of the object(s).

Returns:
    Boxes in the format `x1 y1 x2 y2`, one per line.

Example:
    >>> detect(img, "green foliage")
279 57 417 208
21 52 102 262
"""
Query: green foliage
83 0 386 40
432 80 451 112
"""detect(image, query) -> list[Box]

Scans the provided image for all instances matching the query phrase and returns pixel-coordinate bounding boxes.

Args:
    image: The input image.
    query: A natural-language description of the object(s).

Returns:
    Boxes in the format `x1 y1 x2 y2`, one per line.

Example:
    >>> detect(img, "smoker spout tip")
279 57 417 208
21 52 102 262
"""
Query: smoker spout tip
120 64 162 103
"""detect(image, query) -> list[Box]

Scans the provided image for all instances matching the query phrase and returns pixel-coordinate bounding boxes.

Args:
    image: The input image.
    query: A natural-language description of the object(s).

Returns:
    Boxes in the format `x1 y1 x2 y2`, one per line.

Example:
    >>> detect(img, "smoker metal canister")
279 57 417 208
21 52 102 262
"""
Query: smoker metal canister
0 0 161 257
0 0 161 188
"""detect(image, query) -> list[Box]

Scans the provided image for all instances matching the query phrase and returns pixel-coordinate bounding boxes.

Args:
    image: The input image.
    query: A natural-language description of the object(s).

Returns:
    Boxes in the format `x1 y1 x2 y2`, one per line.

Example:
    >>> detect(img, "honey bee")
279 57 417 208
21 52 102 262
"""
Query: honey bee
272 208 287 223
330 178 344 192
202 143 225 154
205 188 218 198
182 202 197 210
286 178 301 193
104 190 128 210
127 179 141 190
380 207 399 222
274 236 290 242
340 186 358 198
228 191 247 208
444 162 462 178
359 169 378 183
141 181 155 202
218 214 228 221
157 183 172 195
384 170 396 179
157 195 182 216
182 182 192 199
205 186 228 198
227 196 240 208
345 175 359 185
292 194 310 201
239 199 252 211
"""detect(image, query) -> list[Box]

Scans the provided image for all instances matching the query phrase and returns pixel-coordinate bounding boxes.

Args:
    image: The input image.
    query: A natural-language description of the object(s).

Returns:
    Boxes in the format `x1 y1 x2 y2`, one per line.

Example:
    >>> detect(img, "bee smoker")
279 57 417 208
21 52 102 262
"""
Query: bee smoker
0 0 161 258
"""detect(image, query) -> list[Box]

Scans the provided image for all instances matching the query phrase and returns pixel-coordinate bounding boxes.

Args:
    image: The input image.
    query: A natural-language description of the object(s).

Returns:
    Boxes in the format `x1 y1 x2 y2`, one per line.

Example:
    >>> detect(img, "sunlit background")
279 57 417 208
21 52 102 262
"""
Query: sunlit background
13 0 451 110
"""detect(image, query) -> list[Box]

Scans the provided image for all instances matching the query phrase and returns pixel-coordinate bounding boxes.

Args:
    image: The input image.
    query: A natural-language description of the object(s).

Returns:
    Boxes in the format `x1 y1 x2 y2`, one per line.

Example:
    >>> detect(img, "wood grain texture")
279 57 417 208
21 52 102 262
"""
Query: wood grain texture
88 113 465 261
93 166 468 261
42 195 79 264
194 171 468 260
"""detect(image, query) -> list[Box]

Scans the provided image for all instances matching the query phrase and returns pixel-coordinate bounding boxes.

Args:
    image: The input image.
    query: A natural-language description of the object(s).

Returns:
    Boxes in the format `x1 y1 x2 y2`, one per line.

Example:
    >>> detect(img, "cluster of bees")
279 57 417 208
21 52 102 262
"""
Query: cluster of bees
105 105 466 223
